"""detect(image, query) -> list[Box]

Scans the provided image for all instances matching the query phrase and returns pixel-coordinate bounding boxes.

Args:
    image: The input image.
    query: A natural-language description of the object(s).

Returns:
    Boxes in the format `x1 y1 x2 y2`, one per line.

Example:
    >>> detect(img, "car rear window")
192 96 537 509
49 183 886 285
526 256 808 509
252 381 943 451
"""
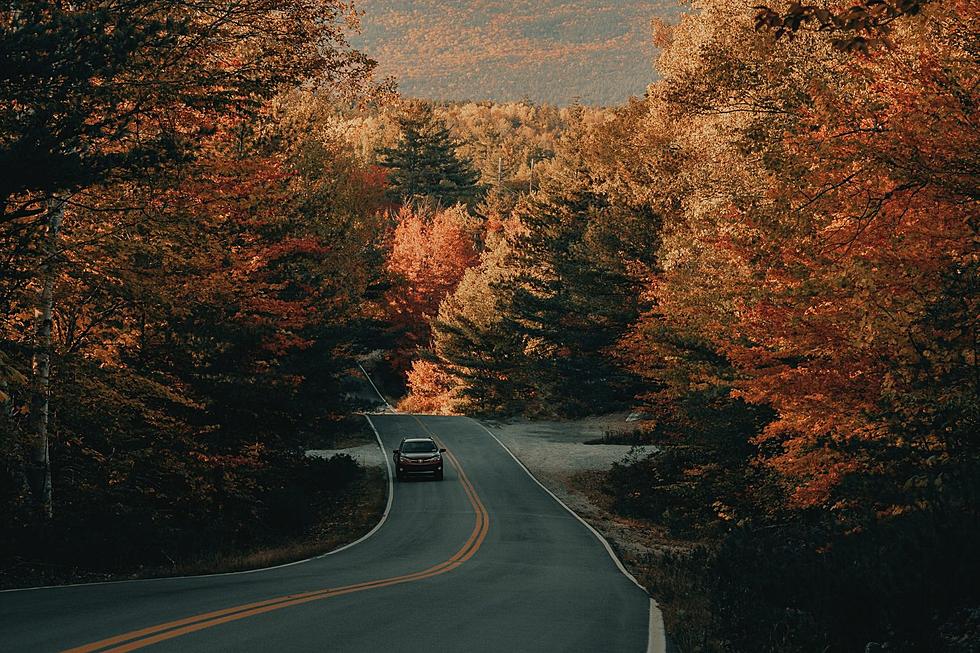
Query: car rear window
401 440 438 453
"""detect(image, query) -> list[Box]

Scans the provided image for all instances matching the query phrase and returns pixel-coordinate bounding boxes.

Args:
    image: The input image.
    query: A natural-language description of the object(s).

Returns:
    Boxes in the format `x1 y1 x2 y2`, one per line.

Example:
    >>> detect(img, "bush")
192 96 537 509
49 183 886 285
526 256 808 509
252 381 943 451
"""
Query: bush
606 431 980 651
0 443 365 586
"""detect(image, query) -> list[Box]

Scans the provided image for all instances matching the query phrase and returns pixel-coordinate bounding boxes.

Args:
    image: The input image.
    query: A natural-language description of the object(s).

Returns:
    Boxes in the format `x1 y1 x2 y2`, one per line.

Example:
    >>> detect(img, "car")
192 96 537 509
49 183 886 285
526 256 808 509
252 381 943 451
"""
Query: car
393 437 446 481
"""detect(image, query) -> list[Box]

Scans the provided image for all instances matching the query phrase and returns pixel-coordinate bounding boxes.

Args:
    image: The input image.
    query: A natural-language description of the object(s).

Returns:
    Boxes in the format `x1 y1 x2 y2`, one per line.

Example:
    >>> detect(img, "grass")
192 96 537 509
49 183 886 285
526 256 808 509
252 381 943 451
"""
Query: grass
301 414 378 450
557 467 723 652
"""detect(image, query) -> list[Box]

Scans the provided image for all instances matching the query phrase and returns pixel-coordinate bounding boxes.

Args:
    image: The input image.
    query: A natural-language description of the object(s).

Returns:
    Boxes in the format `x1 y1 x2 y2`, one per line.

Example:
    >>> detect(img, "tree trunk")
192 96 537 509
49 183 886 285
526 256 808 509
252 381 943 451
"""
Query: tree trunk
27 195 64 519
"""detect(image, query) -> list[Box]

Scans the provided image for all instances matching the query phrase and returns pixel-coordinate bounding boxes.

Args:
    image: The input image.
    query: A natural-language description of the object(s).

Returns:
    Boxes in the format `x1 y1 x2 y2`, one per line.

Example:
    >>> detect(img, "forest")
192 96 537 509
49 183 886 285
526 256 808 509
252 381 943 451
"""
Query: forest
1 0 977 651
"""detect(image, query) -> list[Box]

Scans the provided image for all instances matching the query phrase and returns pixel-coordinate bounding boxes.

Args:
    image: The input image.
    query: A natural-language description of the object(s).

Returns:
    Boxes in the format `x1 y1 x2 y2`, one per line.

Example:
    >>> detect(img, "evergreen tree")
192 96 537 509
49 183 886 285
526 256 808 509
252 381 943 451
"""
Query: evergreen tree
427 146 651 417
378 104 484 207
431 232 531 415
501 154 646 416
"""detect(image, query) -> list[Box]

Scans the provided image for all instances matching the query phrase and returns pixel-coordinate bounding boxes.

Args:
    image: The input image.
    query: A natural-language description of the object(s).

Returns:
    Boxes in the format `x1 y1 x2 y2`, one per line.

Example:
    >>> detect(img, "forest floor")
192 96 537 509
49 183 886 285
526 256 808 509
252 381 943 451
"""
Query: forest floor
168 467 386 580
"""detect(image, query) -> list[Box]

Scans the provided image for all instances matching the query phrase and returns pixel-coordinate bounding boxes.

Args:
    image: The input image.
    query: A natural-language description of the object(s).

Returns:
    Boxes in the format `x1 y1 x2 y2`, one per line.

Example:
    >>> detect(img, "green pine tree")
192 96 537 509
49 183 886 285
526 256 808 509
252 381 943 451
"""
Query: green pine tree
431 147 650 417
432 233 532 415
501 156 645 416
378 105 484 207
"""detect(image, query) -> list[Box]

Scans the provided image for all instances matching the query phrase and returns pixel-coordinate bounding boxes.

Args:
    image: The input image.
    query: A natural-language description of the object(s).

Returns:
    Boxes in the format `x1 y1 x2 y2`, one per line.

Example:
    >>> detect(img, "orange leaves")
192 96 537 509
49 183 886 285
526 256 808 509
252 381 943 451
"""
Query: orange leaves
621 0 980 510
384 204 478 363
400 359 458 414
753 0 937 51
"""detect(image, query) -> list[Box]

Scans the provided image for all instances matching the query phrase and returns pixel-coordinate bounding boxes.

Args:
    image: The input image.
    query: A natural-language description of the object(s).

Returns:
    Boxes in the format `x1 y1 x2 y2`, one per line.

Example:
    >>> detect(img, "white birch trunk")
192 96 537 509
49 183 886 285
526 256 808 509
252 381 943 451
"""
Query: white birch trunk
27 195 64 518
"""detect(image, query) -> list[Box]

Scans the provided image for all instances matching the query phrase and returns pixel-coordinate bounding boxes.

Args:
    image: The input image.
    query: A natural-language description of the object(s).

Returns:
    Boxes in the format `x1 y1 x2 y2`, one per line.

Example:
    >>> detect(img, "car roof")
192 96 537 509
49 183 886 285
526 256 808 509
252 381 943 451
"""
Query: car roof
401 437 435 443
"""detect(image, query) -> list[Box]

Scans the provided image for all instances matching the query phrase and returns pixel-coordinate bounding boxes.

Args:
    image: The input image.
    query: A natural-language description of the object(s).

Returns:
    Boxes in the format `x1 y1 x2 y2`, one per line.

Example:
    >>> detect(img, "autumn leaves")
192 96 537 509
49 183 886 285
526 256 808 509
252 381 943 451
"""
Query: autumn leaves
0 1 386 573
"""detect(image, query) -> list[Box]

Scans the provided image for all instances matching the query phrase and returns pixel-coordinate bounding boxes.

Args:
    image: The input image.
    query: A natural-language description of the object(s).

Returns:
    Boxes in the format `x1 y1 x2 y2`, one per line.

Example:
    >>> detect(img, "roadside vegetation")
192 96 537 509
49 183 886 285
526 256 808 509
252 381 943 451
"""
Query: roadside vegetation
0 0 393 587
1 0 977 650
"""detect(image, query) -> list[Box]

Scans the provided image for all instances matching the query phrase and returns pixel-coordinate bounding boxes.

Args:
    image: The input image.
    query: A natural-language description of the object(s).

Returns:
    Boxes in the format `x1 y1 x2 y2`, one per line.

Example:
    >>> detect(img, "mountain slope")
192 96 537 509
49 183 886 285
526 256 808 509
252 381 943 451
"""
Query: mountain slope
353 1 685 106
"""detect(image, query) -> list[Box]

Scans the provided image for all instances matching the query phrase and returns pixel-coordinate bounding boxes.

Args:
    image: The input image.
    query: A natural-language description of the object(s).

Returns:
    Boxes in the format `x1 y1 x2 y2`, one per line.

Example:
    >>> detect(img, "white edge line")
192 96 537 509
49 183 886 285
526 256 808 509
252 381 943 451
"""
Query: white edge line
355 414 395 554
357 362 394 412
474 420 667 653
0 416 394 595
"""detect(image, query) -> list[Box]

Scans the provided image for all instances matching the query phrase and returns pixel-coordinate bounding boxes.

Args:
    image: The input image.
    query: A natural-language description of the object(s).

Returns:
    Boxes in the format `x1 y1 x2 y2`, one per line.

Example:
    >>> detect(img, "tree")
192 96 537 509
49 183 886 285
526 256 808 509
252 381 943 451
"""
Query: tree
401 359 458 414
0 0 376 515
419 115 655 417
0 87 393 575
426 228 530 415
753 0 940 51
611 1 979 647
378 104 484 207
499 150 646 416
384 204 478 373
0 0 373 206
638 0 980 511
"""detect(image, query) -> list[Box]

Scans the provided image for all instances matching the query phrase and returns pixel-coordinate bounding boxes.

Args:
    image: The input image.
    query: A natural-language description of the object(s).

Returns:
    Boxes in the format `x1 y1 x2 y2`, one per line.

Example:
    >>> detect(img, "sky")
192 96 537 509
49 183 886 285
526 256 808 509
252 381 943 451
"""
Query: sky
352 1 686 106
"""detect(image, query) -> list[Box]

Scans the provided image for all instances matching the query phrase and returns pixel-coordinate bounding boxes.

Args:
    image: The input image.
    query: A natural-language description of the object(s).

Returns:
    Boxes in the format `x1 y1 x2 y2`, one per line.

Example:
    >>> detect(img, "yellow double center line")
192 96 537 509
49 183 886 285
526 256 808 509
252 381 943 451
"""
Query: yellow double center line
66 416 489 653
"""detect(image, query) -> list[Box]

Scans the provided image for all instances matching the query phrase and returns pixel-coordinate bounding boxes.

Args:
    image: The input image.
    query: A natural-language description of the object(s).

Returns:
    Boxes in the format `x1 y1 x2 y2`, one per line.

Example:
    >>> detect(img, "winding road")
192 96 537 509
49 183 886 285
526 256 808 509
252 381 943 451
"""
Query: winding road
0 413 658 652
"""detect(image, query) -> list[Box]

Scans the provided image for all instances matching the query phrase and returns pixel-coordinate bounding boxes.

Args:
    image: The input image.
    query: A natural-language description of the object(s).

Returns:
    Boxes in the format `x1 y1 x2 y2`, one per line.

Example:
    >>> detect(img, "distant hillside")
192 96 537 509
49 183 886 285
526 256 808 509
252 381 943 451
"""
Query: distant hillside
352 1 685 106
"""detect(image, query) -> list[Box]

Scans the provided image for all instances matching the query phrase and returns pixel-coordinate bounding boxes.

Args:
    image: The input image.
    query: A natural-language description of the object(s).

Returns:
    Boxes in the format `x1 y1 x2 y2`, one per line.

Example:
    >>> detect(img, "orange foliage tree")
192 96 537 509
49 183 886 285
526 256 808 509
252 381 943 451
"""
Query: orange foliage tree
0 0 378 516
628 0 980 511
401 359 458 414
384 204 478 374
607 1 979 647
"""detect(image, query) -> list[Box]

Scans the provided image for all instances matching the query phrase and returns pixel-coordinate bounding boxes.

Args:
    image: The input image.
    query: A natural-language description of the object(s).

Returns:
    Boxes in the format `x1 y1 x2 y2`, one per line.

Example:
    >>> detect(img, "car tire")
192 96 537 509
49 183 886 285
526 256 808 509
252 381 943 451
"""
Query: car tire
434 470 443 481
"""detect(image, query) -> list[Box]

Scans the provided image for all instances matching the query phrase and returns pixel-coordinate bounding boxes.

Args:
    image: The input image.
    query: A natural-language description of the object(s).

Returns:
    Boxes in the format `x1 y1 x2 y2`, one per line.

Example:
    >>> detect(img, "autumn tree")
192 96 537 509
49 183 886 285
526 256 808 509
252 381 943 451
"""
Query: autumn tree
0 0 372 197
609 0 979 647
421 227 529 415
434 101 572 197
384 204 479 375
635 0 980 511
418 114 656 417
0 0 376 517
401 359 459 414
753 0 940 51
0 86 392 576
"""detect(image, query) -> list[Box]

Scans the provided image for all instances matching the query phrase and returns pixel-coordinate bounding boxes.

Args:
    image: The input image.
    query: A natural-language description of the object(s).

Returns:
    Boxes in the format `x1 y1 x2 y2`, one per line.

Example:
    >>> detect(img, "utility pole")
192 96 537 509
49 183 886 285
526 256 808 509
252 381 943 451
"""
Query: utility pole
497 156 502 188
529 158 535 194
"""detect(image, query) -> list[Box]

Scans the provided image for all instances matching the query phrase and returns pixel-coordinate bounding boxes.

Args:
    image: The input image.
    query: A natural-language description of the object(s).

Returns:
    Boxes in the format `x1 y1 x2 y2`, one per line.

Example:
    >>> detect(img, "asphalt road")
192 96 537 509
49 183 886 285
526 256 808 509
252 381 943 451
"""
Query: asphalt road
0 414 653 652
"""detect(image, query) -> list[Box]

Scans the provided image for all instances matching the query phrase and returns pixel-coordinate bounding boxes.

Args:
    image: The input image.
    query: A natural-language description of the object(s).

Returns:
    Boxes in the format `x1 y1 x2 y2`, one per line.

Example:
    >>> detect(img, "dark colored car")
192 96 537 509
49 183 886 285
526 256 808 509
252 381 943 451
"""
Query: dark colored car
393 437 446 481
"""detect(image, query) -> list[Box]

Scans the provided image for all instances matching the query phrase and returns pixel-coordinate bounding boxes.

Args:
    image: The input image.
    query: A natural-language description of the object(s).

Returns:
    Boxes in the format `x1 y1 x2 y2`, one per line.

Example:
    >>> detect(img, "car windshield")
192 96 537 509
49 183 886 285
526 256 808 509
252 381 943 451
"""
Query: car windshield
401 440 438 453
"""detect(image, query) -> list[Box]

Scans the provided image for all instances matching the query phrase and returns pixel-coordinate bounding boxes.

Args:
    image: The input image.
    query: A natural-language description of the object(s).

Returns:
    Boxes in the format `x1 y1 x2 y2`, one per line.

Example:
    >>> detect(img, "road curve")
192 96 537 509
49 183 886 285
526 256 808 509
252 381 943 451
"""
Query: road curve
0 414 651 652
